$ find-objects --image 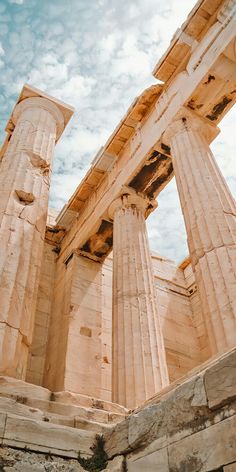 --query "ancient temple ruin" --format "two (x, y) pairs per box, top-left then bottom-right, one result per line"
(0, 0), (236, 470)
